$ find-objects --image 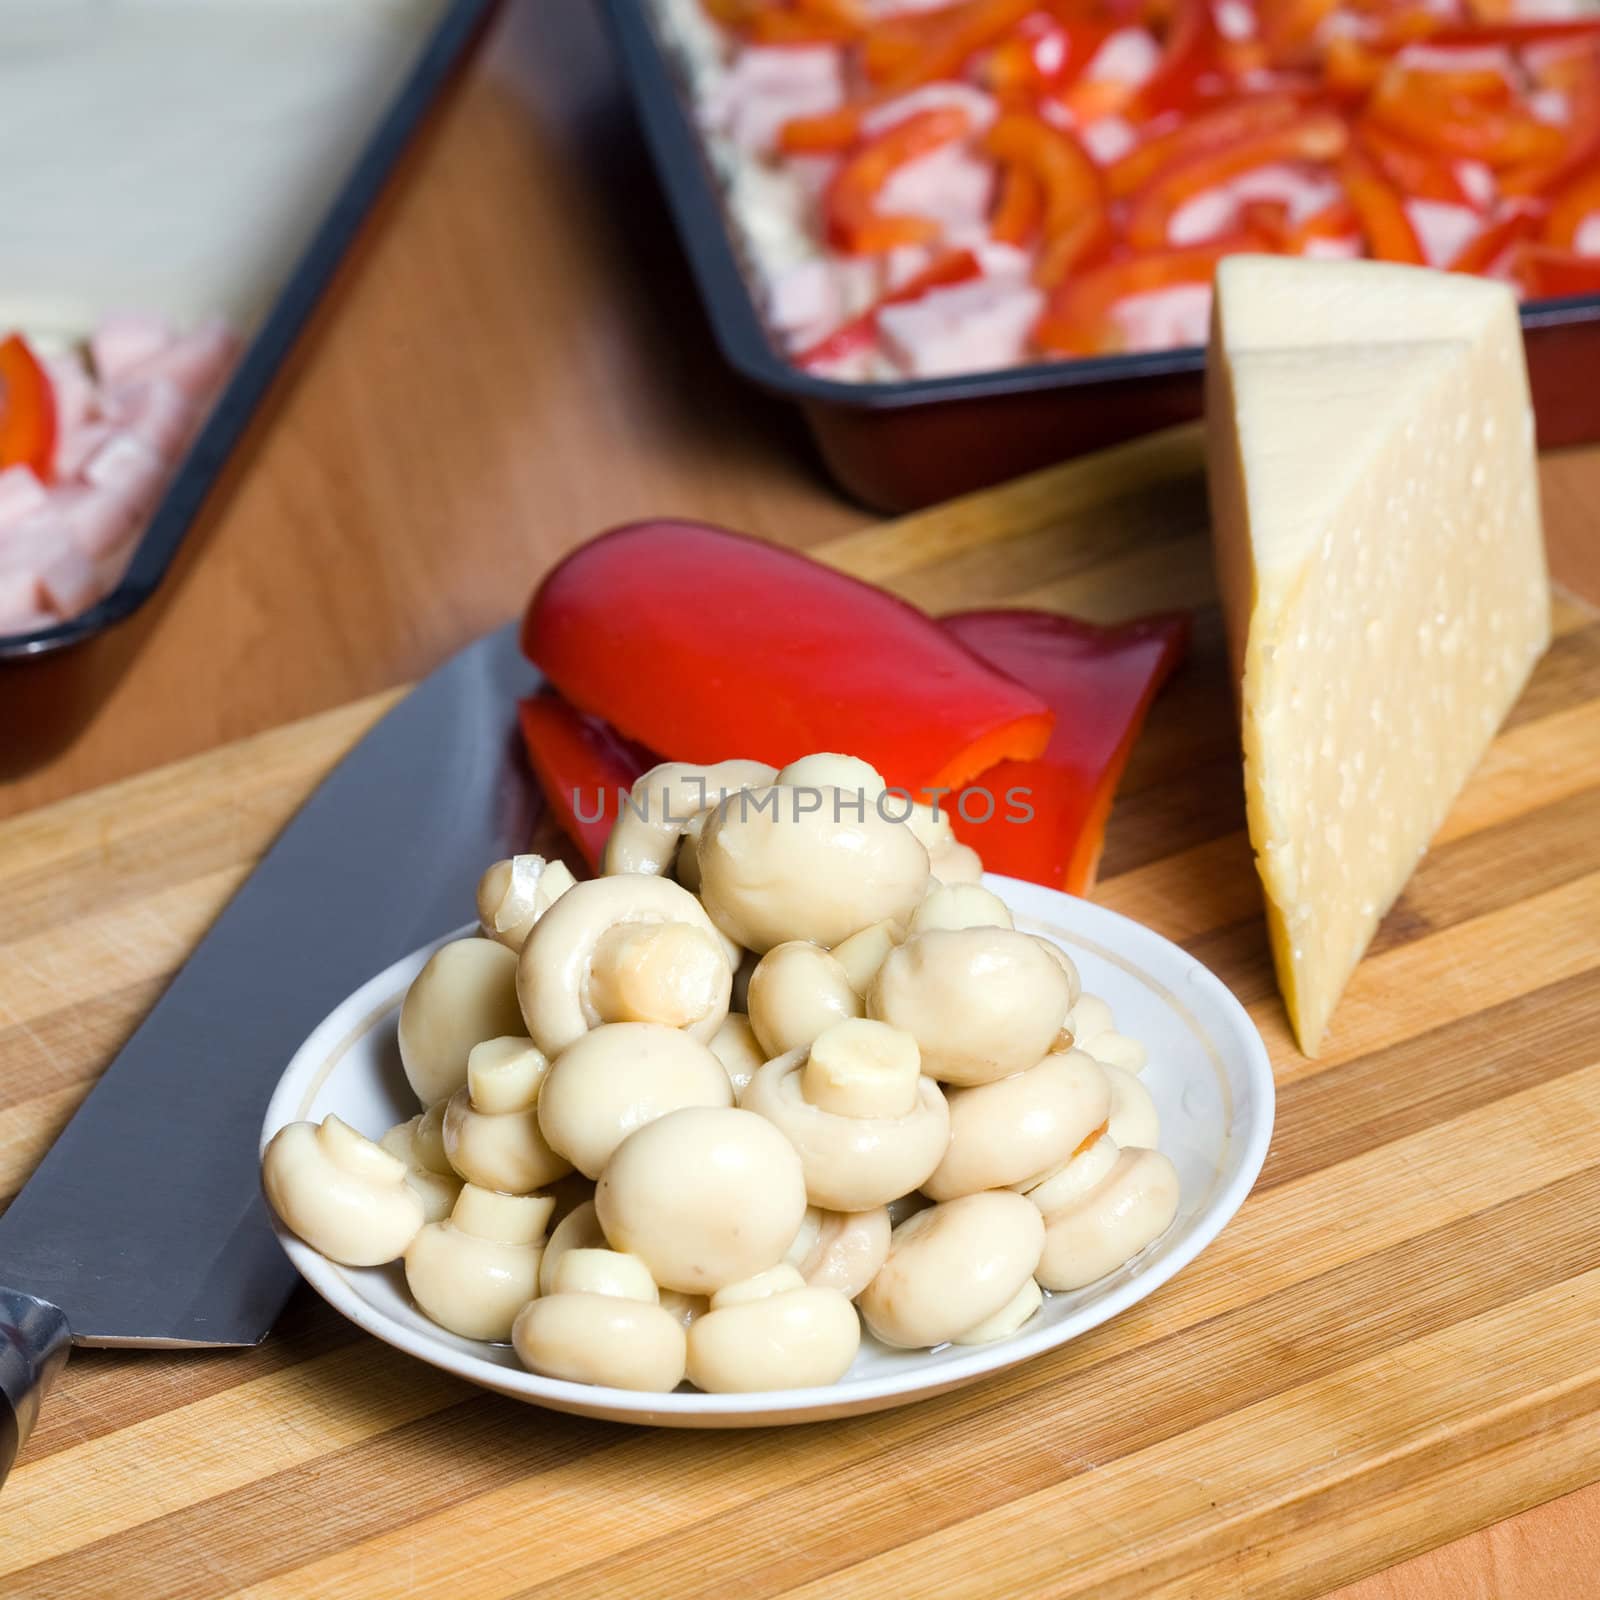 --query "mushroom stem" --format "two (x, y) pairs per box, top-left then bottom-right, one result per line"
(465, 1037), (550, 1114)
(319, 1114), (407, 1184)
(452, 1186), (554, 1246)
(587, 921), (728, 1029)
(802, 1019), (921, 1119)
(709, 1264), (806, 1309)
